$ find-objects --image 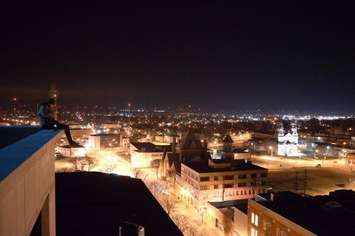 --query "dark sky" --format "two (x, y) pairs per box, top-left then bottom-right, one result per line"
(1, 1), (355, 113)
